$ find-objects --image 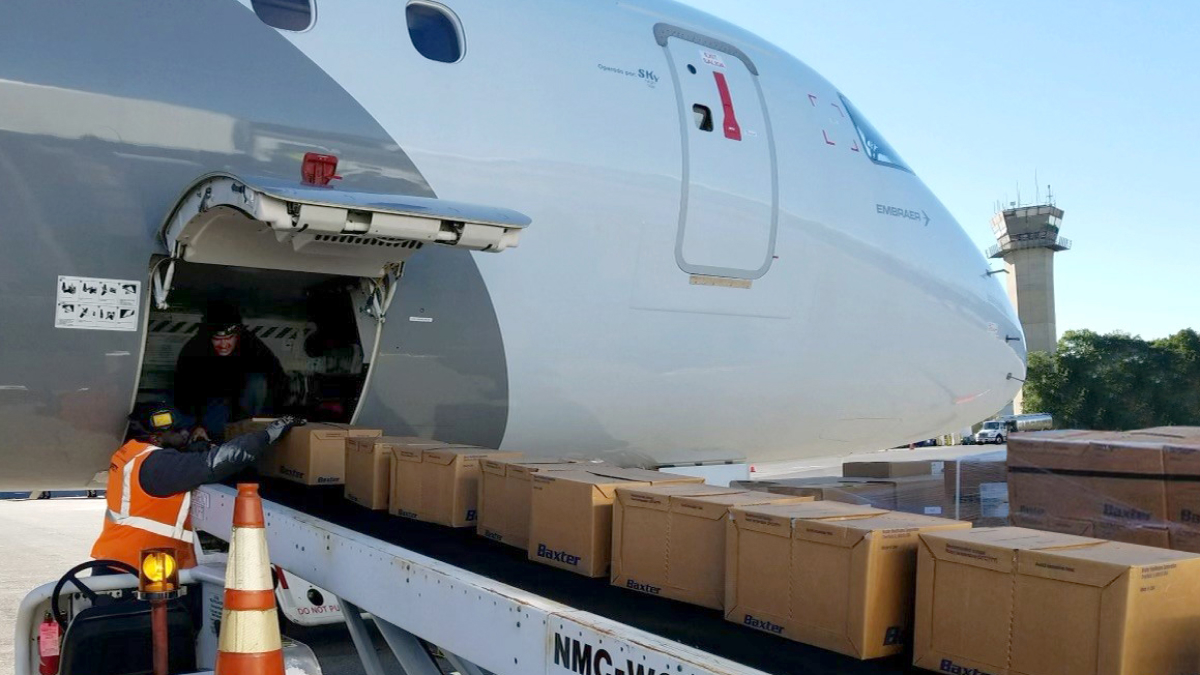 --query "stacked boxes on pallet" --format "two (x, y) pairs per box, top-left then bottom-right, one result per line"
(915, 526), (1200, 675)
(1007, 428), (1200, 550)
